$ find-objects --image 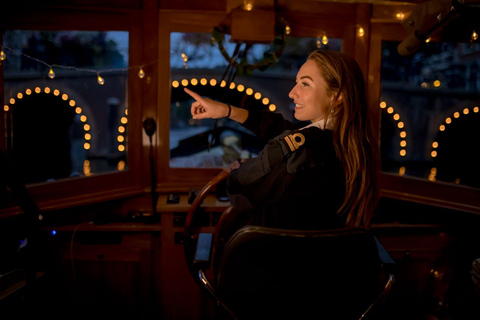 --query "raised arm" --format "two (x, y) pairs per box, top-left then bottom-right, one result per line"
(184, 88), (249, 124)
